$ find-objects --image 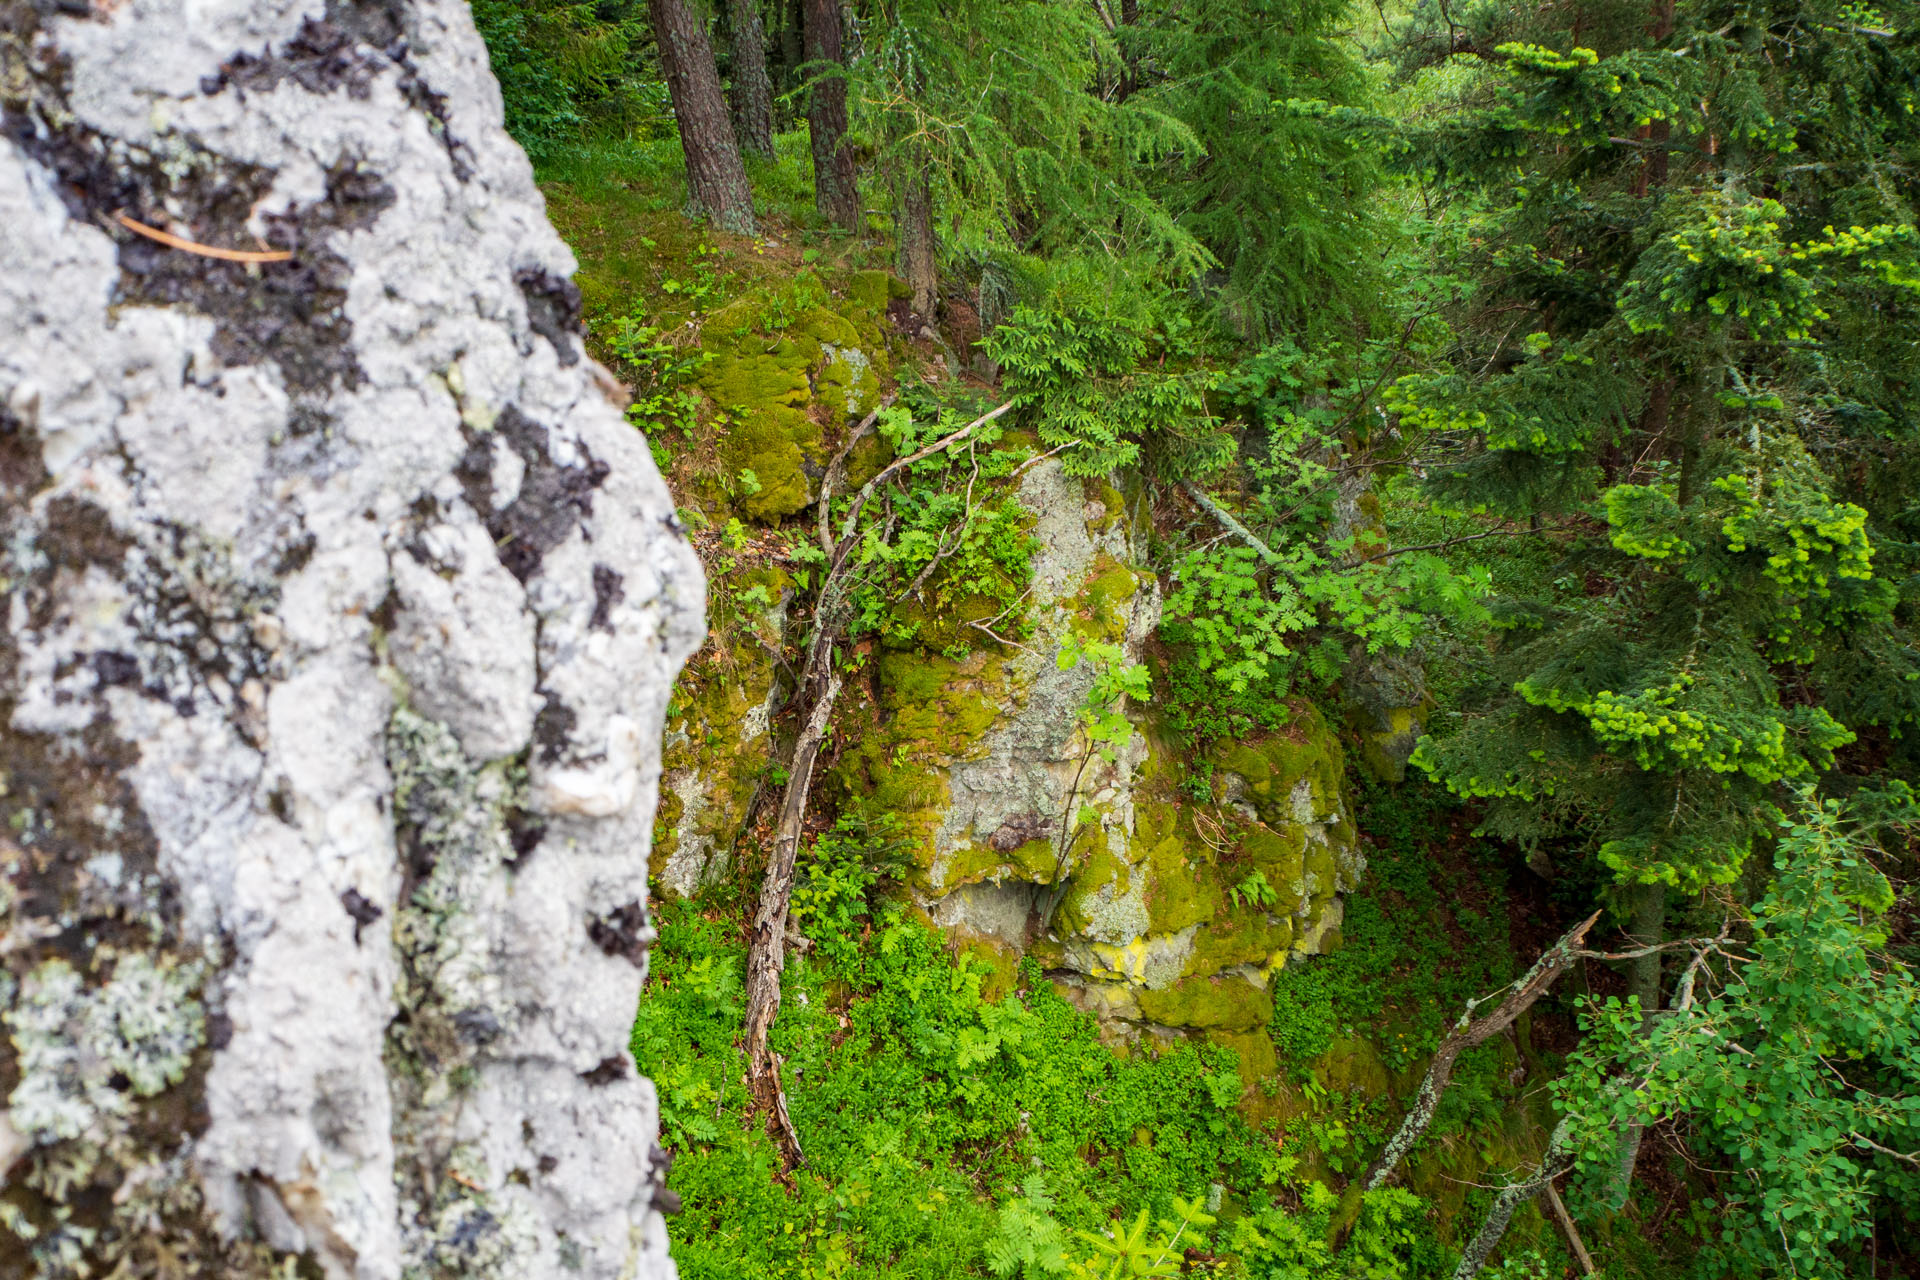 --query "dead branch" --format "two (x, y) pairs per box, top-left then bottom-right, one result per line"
(1365, 911), (1602, 1191)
